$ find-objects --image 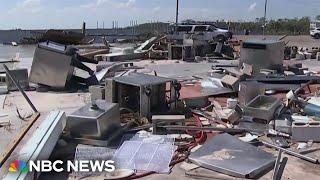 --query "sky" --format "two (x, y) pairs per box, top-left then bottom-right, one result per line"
(0, 0), (319, 29)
